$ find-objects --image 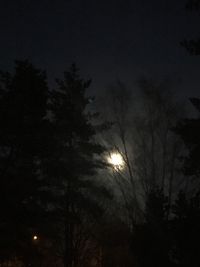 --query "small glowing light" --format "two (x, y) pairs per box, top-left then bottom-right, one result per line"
(108, 152), (124, 170)
(33, 235), (38, 241)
